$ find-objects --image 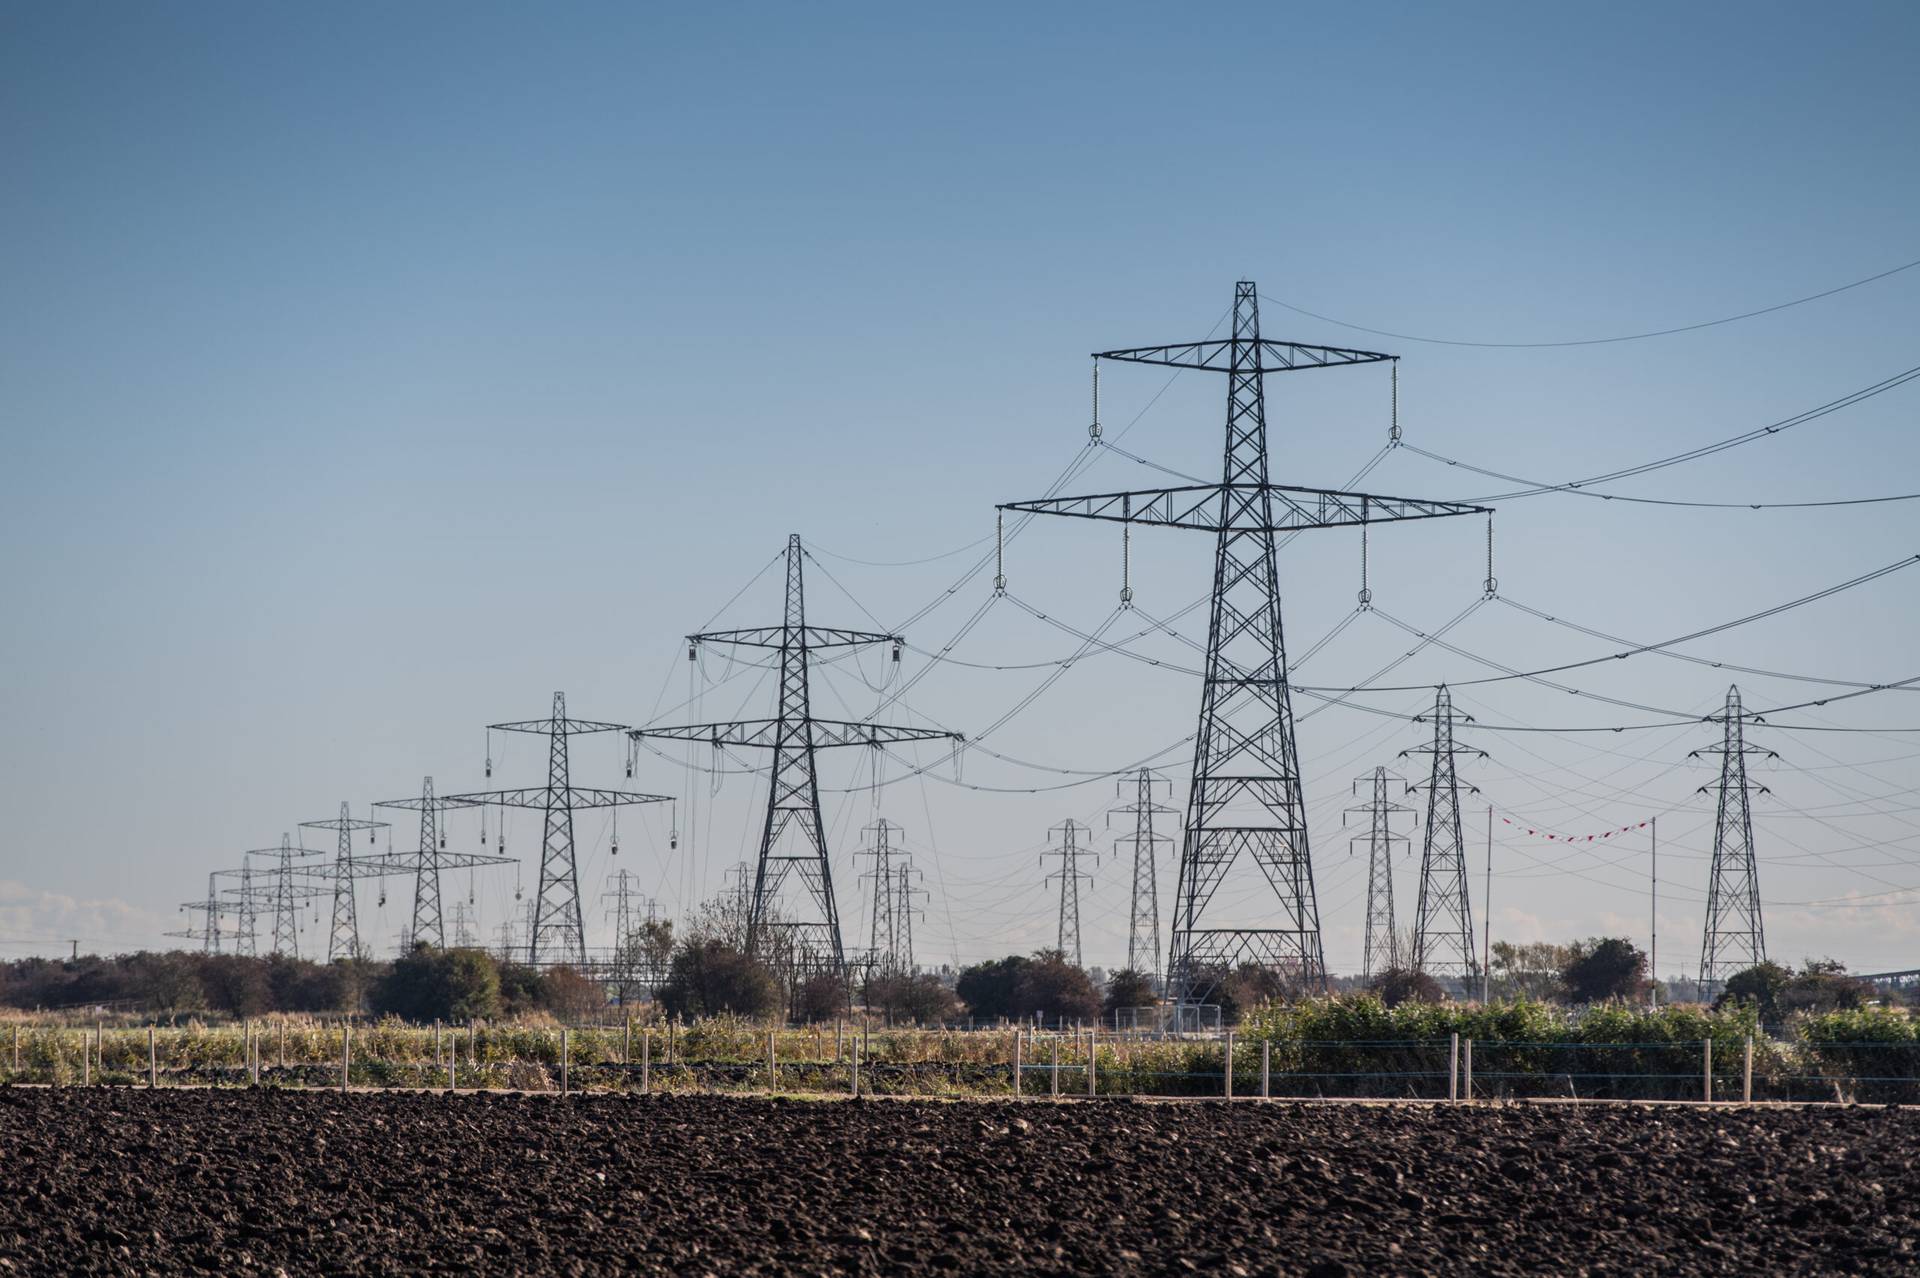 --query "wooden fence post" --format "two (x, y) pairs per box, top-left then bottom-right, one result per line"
(1087, 1030), (1096, 1098)
(1464, 1039), (1473, 1102)
(1012, 1031), (1023, 1098)
(1050, 1035), (1059, 1098)
(1225, 1031), (1235, 1101)
(560, 1028), (570, 1095)
(623, 1013), (632, 1069)
(1703, 1038), (1713, 1105)
(279, 1019), (287, 1070)
(1448, 1033), (1459, 1103)
(642, 1027), (651, 1095)
(149, 1026), (157, 1089)
(767, 1030), (777, 1093)
(850, 1035), (861, 1098)
(1743, 1035), (1754, 1104)
(1261, 1040), (1271, 1100)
